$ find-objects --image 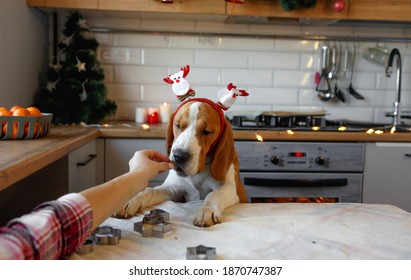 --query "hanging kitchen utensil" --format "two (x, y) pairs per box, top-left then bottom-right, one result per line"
(335, 82), (345, 102)
(328, 44), (338, 80)
(348, 45), (365, 100)
(316, 44), (332, 102)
